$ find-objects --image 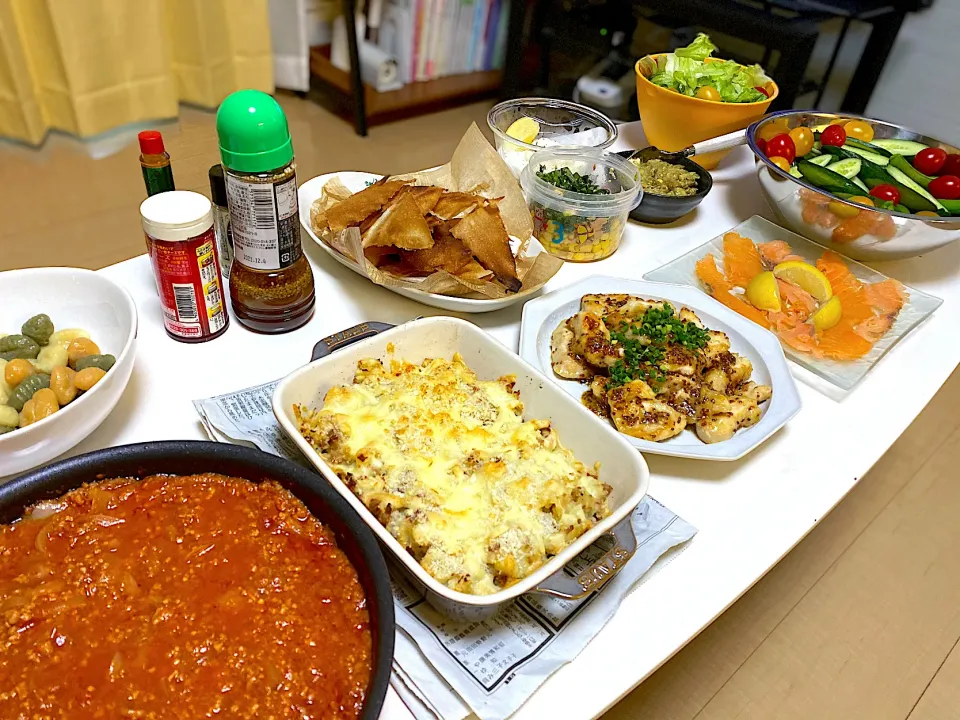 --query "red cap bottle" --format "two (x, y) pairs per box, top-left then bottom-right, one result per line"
(138, 130), (175, 196)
